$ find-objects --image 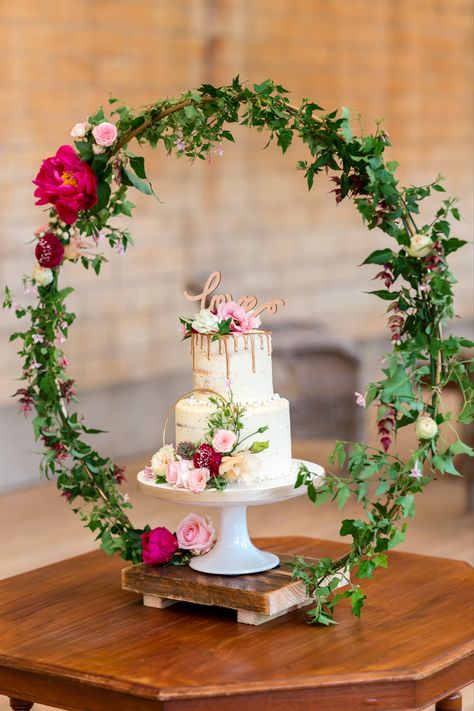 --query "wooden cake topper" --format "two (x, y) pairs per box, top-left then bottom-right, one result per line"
(184, 271), (285, 318)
